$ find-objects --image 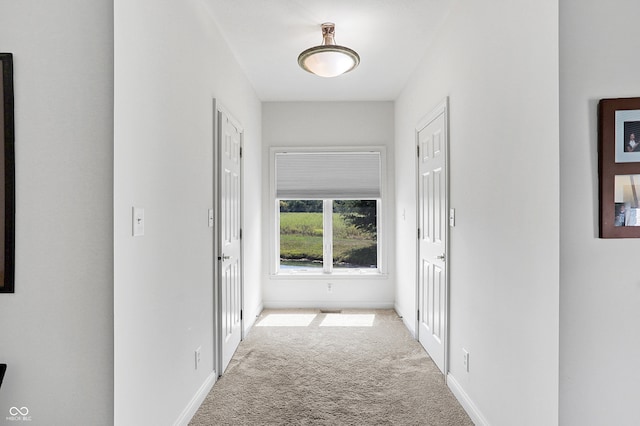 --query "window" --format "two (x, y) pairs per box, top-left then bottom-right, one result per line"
(278, 199), (378, 273)
(332, 200), (377, 271)
(272, 149), (384, 275)
(279, 200), (324, 272)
